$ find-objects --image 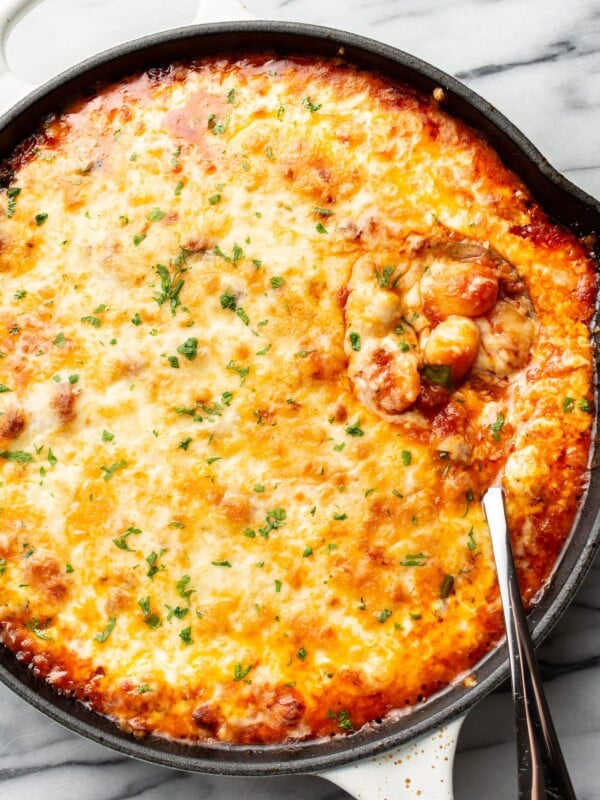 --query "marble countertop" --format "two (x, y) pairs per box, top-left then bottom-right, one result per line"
(1, 1), (599, 798)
